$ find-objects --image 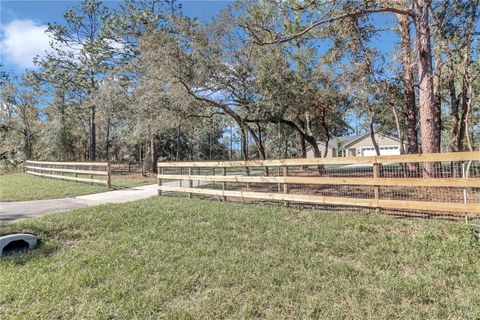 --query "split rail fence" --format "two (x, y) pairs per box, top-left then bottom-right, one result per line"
(26, 160), (111, 188)
(158, 151), (480, 217)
